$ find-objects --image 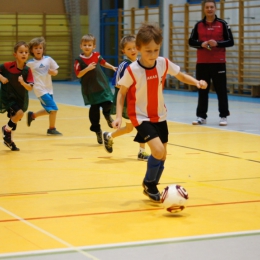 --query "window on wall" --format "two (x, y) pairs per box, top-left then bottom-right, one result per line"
(101, 0), (123, 10)
(187, 0), (220, 4)
(139, 0), (159, 8)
